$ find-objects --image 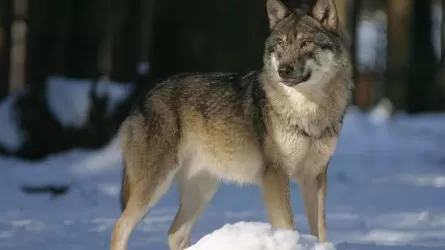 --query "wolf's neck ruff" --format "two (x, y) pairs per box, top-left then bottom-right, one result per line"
(244, 65), (350, 142)
(257, 67), (350, 139)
